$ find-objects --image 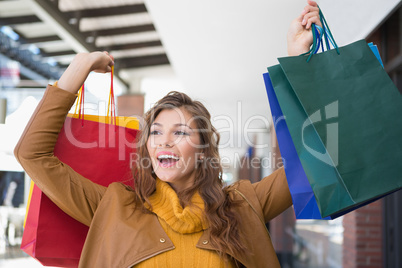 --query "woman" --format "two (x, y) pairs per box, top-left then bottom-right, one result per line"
(15, 1), (321, 267)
